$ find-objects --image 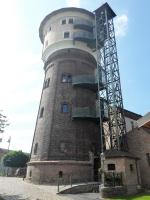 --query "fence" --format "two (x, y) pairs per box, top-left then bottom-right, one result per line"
(104, 172), (123, 187)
